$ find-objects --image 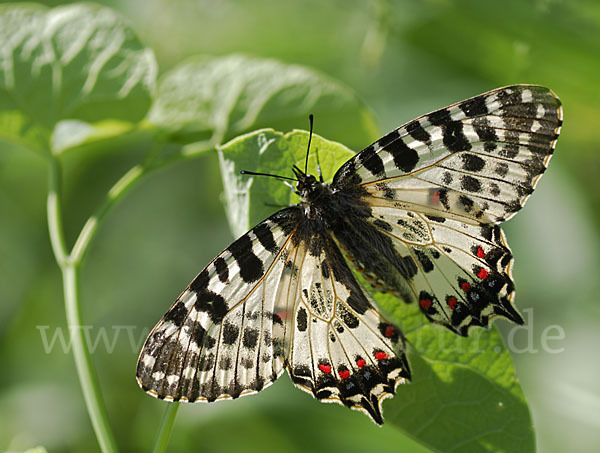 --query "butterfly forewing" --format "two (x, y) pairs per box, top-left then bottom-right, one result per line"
(137, 208), (300, 402)
(334, 85), (562, 224)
